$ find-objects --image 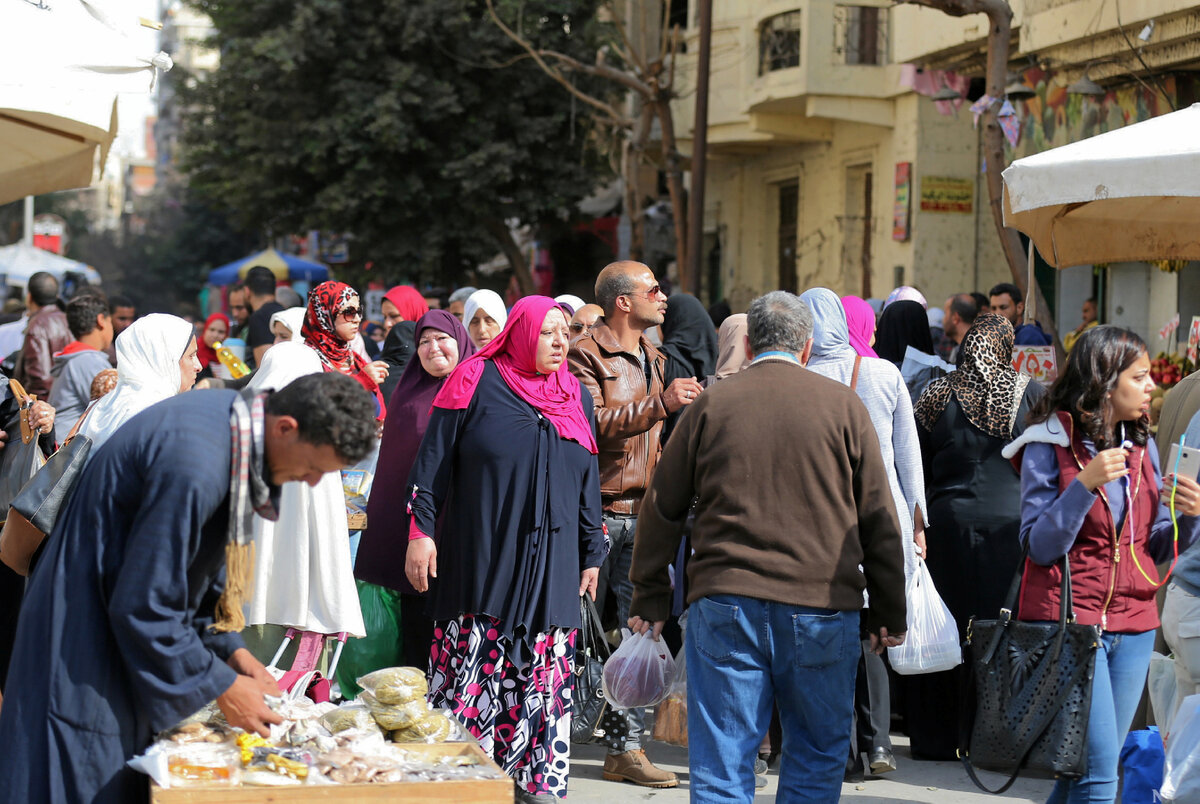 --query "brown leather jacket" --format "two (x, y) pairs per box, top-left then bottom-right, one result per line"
(15, 305), (71, 399)
(568, 322), (667, 514)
